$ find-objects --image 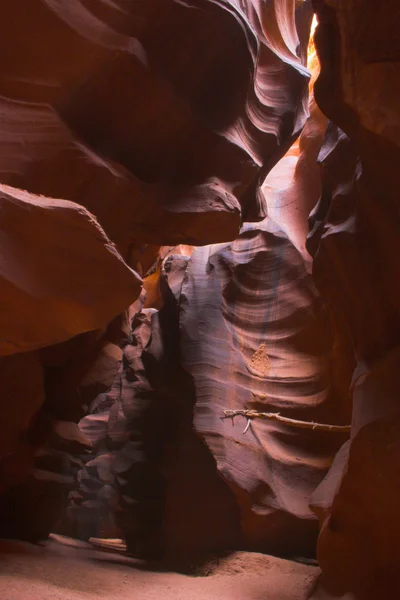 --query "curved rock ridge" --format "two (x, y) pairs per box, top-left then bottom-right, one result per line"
(0, 0), (313, 242)
(307, 1), (400, 596)
(0, 96), (241, 253)
(4, 1), (399, 593)
(67, 251), (241, 563)
(179, 218), (349, 556)
(307, 121), (400, 598)
(313, 0), (400, 151)
(262, 19), (327, 263)
(226, 0), (312, 157)
(0, 184), (141, 356)
(311, 348), (400, 600)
